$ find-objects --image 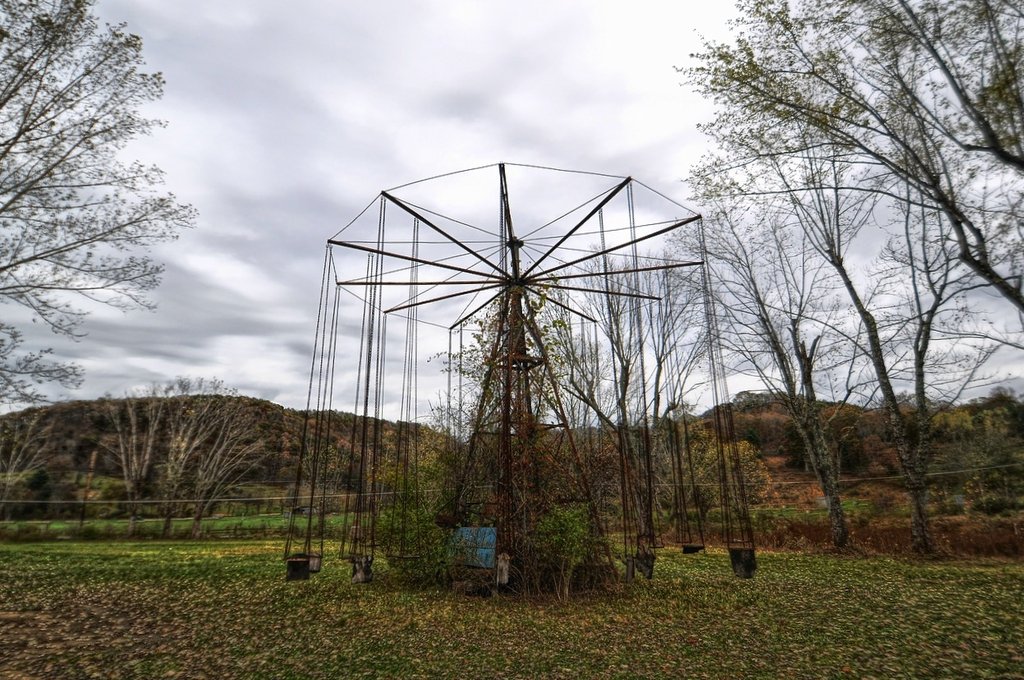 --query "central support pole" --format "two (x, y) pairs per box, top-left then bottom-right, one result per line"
(495, 163), (537, 583)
